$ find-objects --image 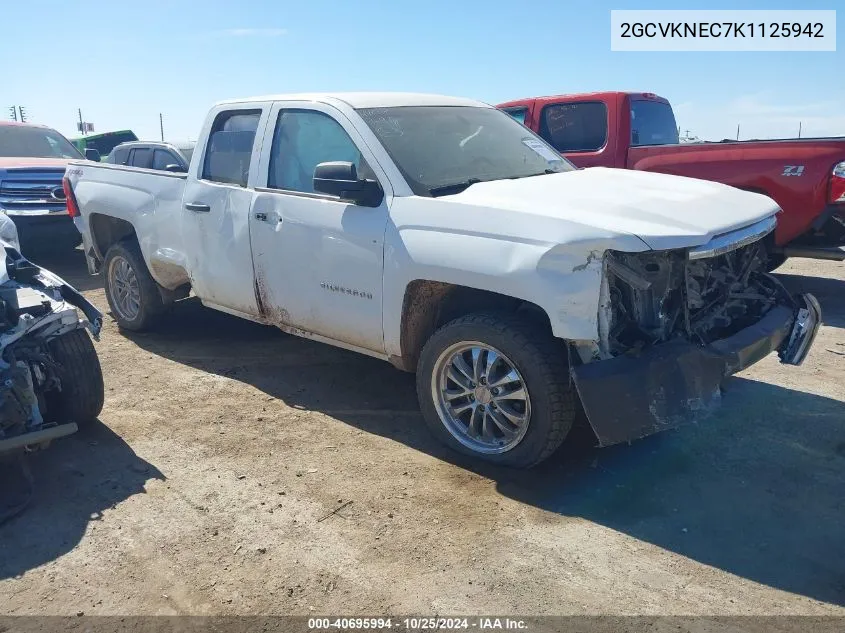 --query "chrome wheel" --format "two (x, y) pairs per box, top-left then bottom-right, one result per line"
(432, 341), (531, 454)
(108, 255), (141, 322)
